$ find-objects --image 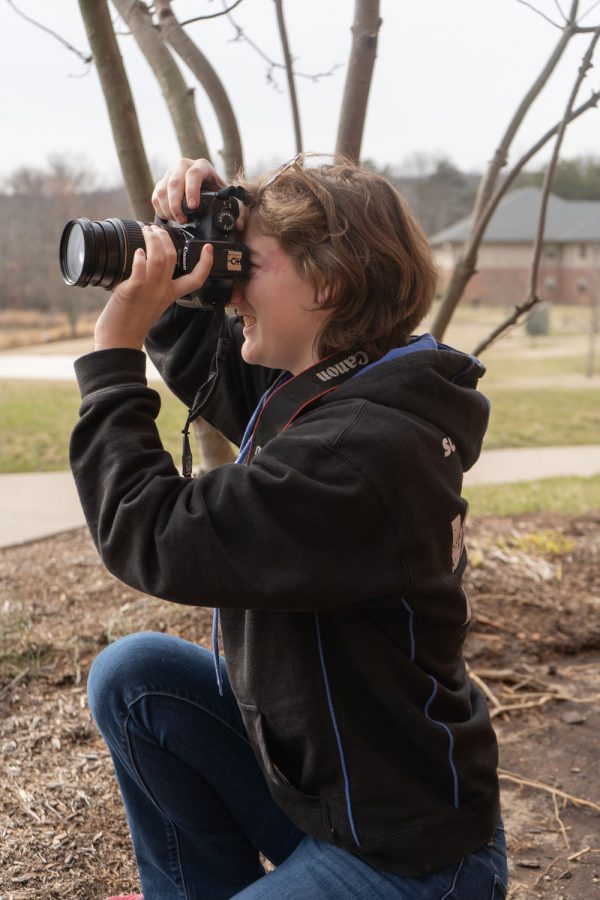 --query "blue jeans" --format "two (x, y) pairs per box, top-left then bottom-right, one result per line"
(88, 632), (508, 899)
